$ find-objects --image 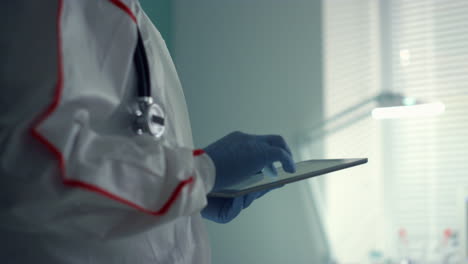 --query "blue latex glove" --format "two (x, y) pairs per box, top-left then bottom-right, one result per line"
(201, 188), (274, 224)
(202, 131), (295, 223)
(204, 131), (296, 192)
